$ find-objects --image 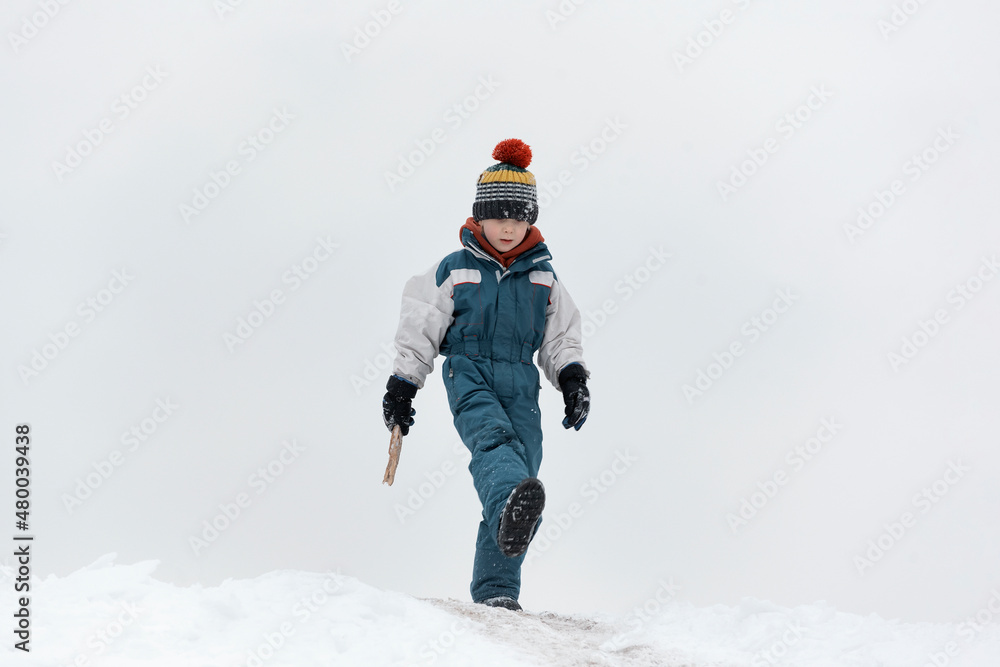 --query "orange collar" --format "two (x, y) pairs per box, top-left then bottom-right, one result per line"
(460, 217), (544, 268)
